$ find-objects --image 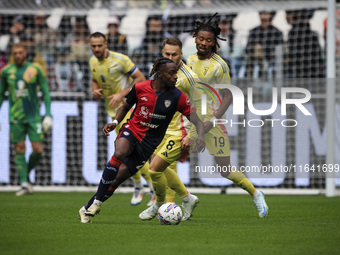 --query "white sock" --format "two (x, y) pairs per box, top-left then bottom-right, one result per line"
(21, 182), (28, 188)
(181, 194), (190, 203)
(134, 180), (143, 189)
(253, 189), (261, 198)
(94, 199), (102, 205)
(147, 181), (154, 192)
